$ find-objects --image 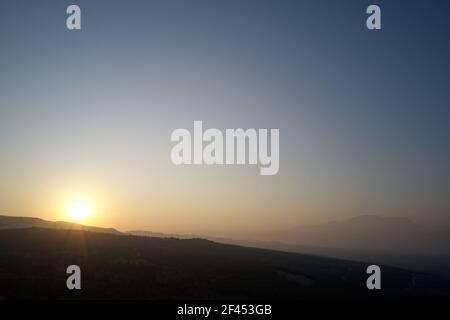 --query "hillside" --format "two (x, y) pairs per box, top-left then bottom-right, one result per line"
(0, 214), (121, 235)
(0, 227), (449, 300)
